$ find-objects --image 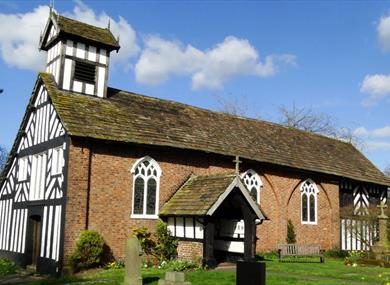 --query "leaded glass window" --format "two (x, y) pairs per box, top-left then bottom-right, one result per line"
(131, 157), (161, 218)
(300, 179), (319, 224)
(241, 169), (263, 204)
